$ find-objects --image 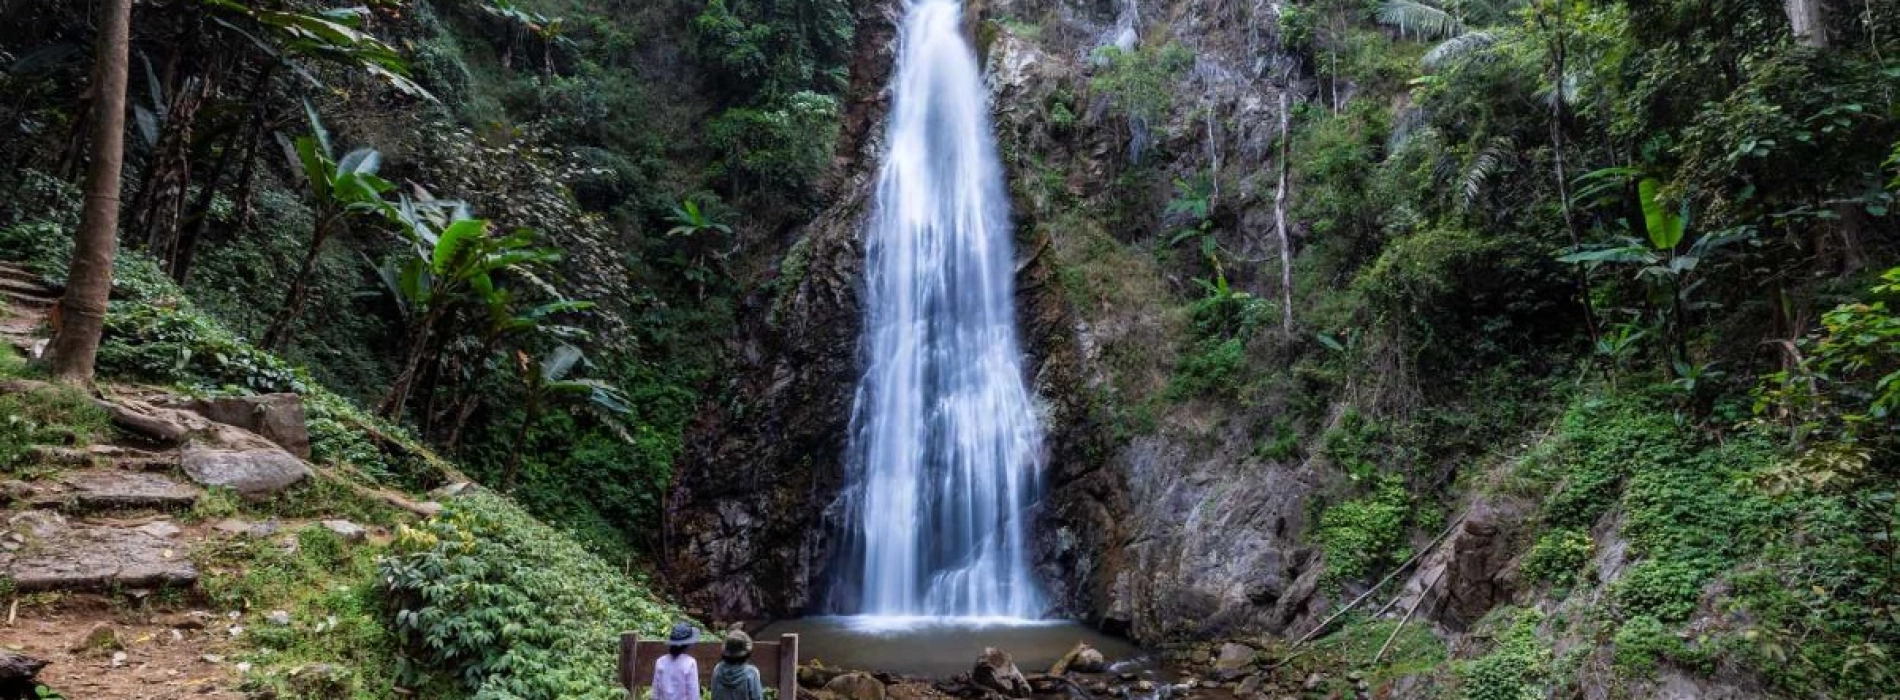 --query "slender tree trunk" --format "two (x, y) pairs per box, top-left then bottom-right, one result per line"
(1546, 8), (1599, 343)
(260, 217), (337, 350)
(444, 394), (484, 451)
(502, 392), (538, 492)
(47, 0), (134, 384)
(378, 306), (446, 418)
(174, 64), (274, 285)
(132, 73), (213, 272)
(1274, 81), (1296, 336)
